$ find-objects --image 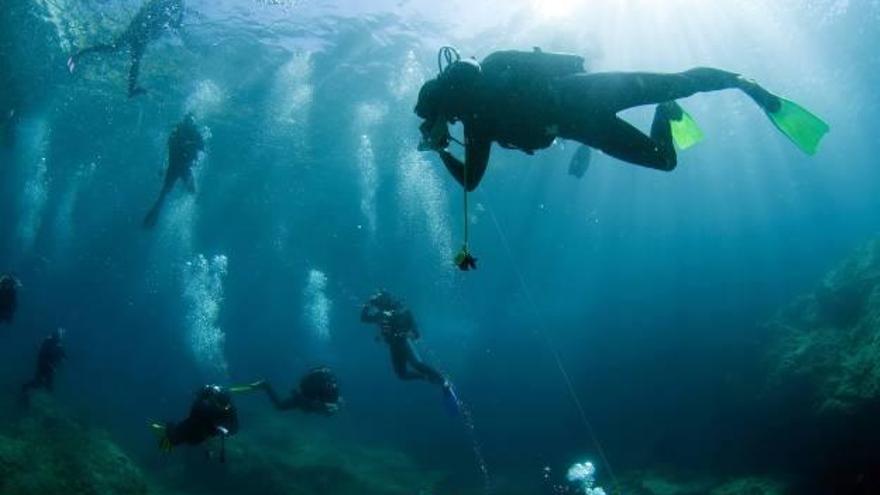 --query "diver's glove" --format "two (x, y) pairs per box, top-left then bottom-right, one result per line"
(418, 119), (451, 152)
(454, 247), (477, 271)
